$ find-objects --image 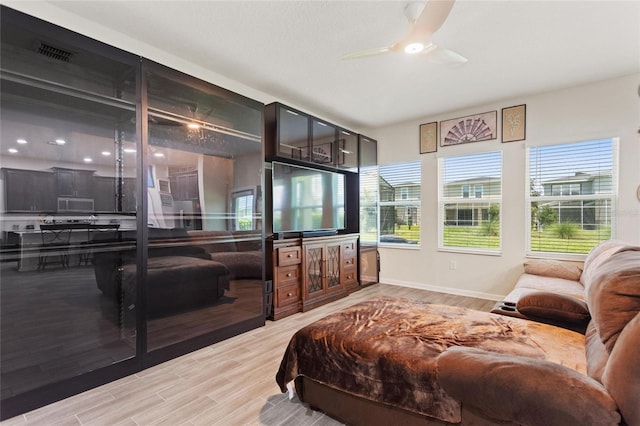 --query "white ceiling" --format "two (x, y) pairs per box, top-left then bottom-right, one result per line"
(38, 1), (640, 130)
